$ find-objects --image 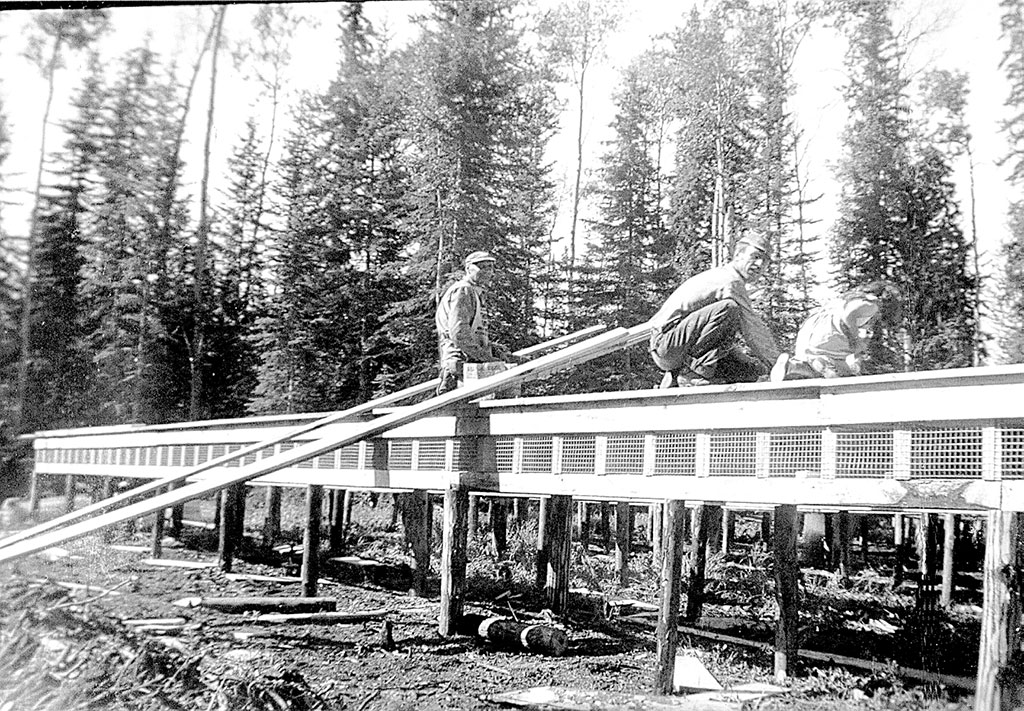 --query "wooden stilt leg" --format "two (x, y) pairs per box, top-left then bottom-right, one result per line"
(329, 489), (346, 552)
(721, 508), (732, 554)
(685, 505), (715, 622)
(99, 478), (114, 543)
(301, 484), (323, 597)
(941, 513), (956, 607)
(774, 504), (800, 682)
(536, 496), (549, 589)
(231, 483), (246, 543)
(263, 486), (281, 548)
(976, 511), (1024, 710)
(439, 481), (469, 636)
(27, 471), (40, 514)
(400, 490), (432, 597)
(652, 502), (664, 564)
(654, 499), (687, 695)
(601, 502), (612, 552)
(836, 510), (851, 584)
(63, 474), (75, 515)
(150, 486), (165, 558)
(860, 514), (870, 566)
(545, 494), (573, 614)
(894, 513), (905, 586)
(168, 482), (183, 539)
(218, 488), (234, 573)
(615, 501), (631, 585)
(491, 498), (508, 558)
